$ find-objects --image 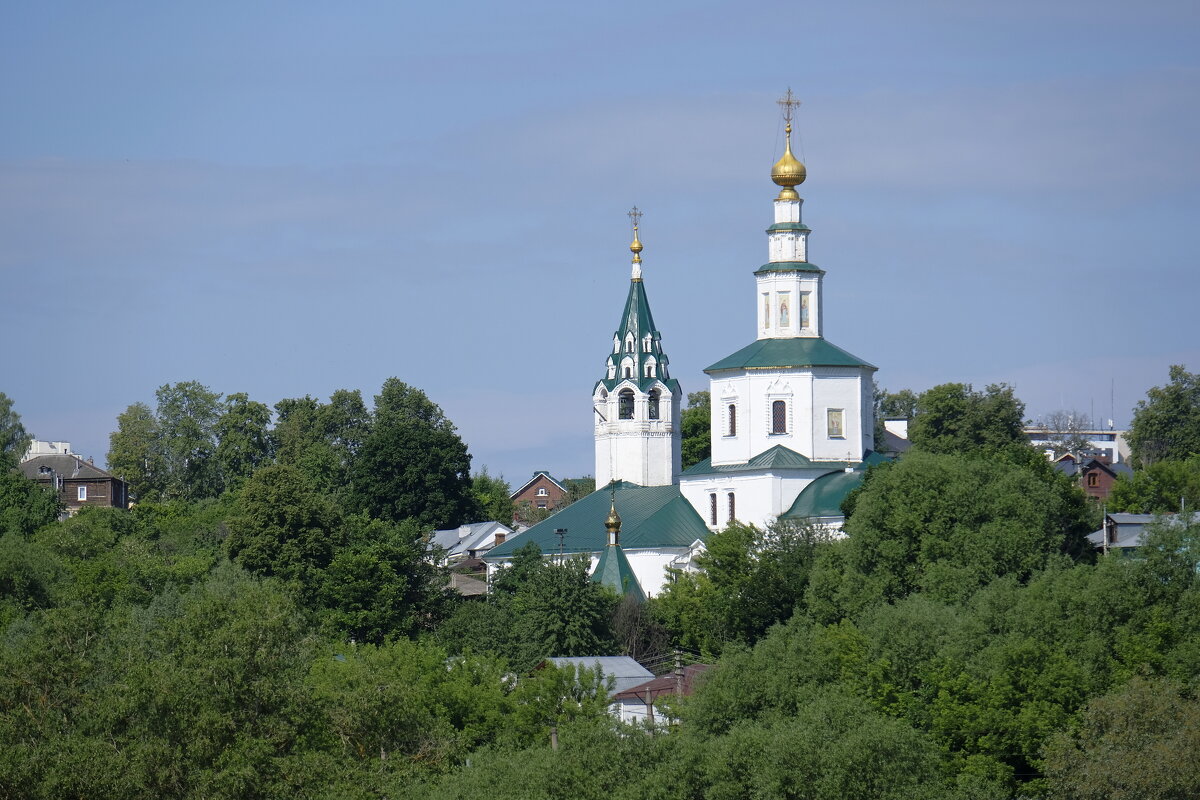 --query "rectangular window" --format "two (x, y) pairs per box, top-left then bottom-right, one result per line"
(728, 404), (737, 436)
(727, 493), (735, 523)
(709, 493), (717, 526)
(77, 485), (87, 501)
(827, 409), (845, 438)
(772, 400), (787, 434)
(1087, 473), (1099, 487)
